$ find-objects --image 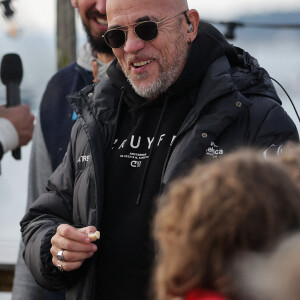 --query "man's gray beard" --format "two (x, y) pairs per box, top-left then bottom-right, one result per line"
(126, 35), (189, 100)
(126, 73), (168, 100)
